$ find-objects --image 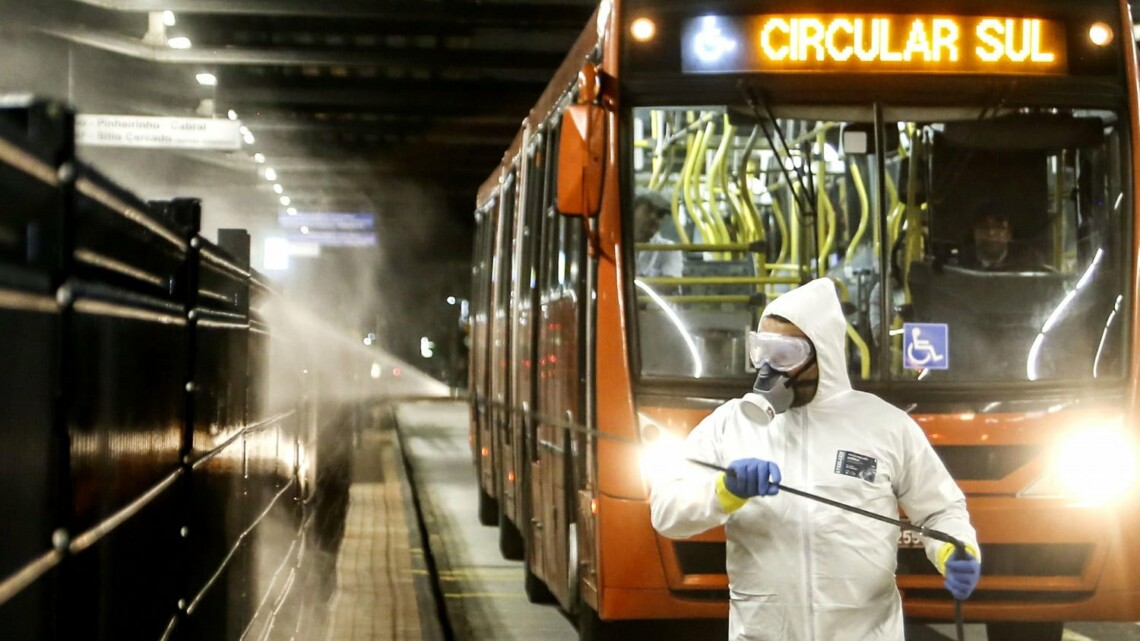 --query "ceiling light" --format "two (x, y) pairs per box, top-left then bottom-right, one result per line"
(286, 207), (297, 215)
(195, 73), (217, 86)
(273, 184), (283, 194)
(280, 196), (291, 206)
(264, 168), (277, 181)
(242, 133), (255, 145)
(300, 225), (309, 234)
(253, 153), (265, 164)
(227, 109), (238, 121)
(168, 36), (192, 49)
(162, 10), (176, 26)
